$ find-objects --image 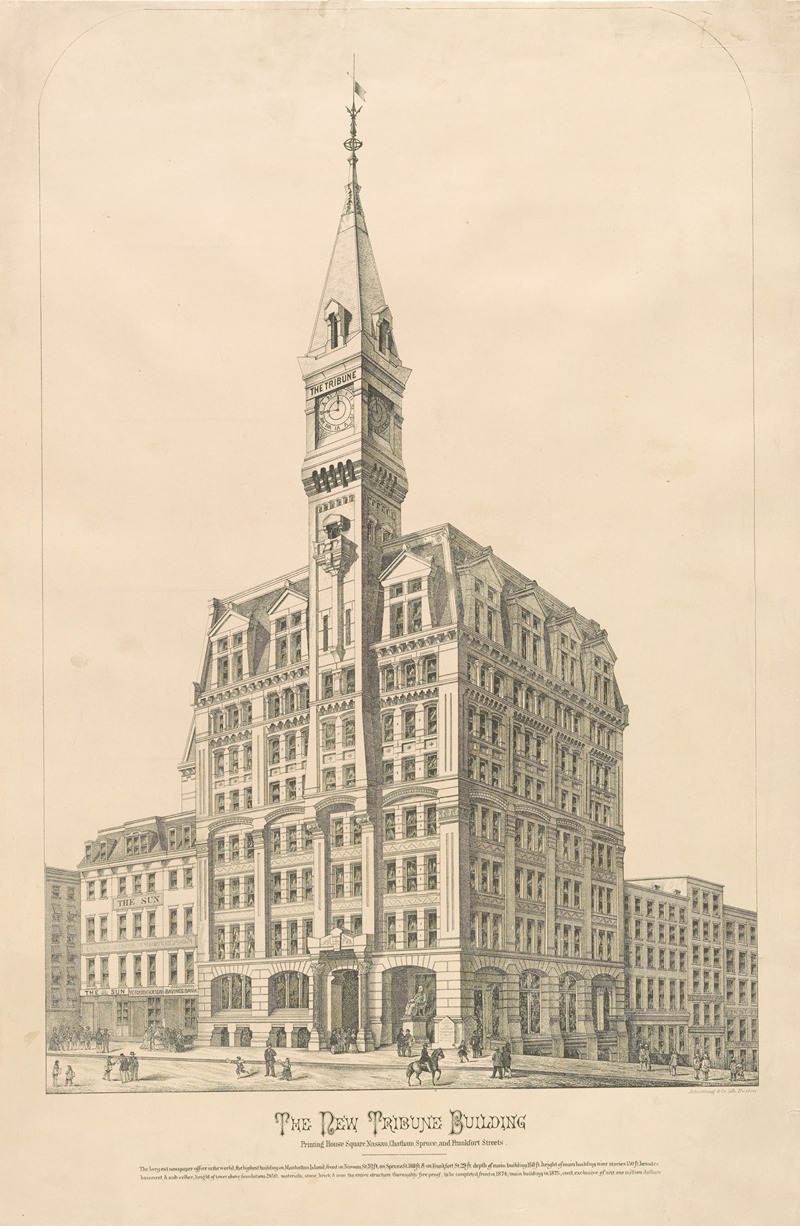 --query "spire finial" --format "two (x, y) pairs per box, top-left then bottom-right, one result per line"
(343, 58), (365, 216)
